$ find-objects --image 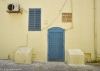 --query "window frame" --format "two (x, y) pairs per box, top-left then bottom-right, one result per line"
(28, 8), (41, 31)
